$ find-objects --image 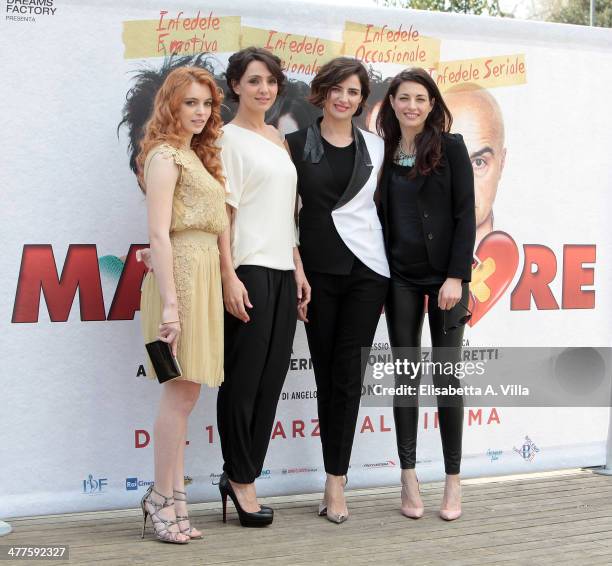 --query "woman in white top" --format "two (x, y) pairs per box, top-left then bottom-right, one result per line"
(216, 47), (311, 528)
